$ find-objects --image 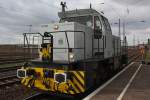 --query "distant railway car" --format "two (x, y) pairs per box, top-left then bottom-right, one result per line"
(17, 2), (127, 96)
